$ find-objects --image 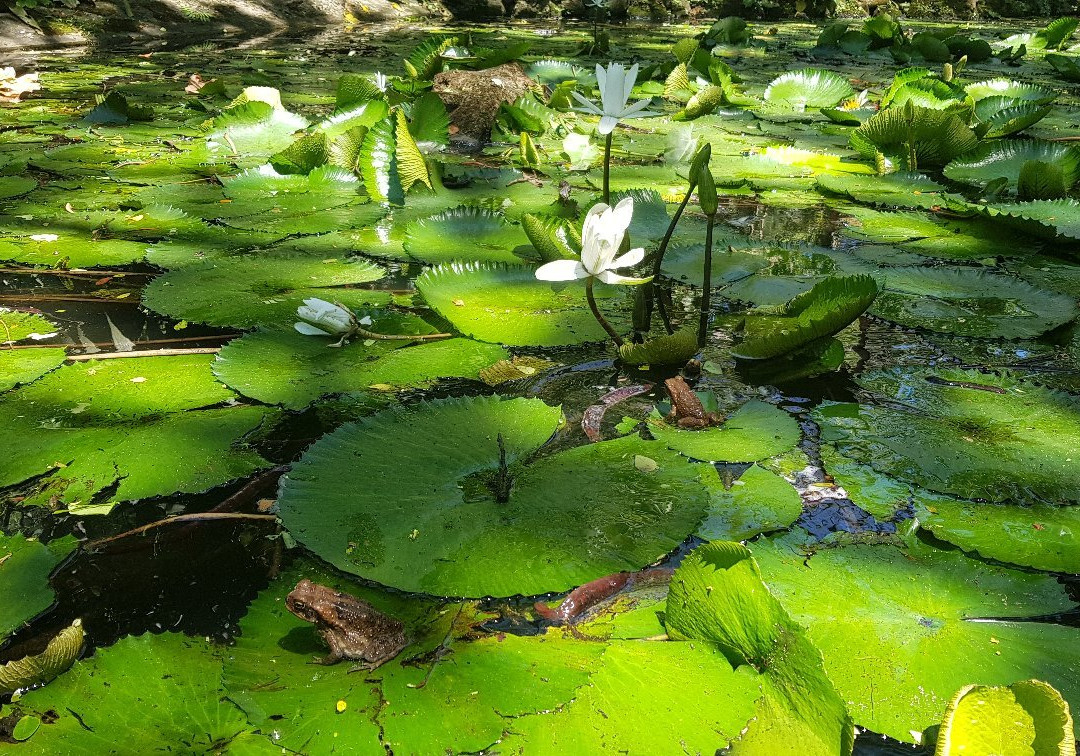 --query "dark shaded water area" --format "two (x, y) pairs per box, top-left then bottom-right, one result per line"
(3, 16), (1080, 752)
